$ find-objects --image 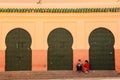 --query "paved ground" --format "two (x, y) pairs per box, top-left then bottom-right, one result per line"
(12, 78), (120, 80)
(0, 70), (120, 80)
(49, 78), (120, 80)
